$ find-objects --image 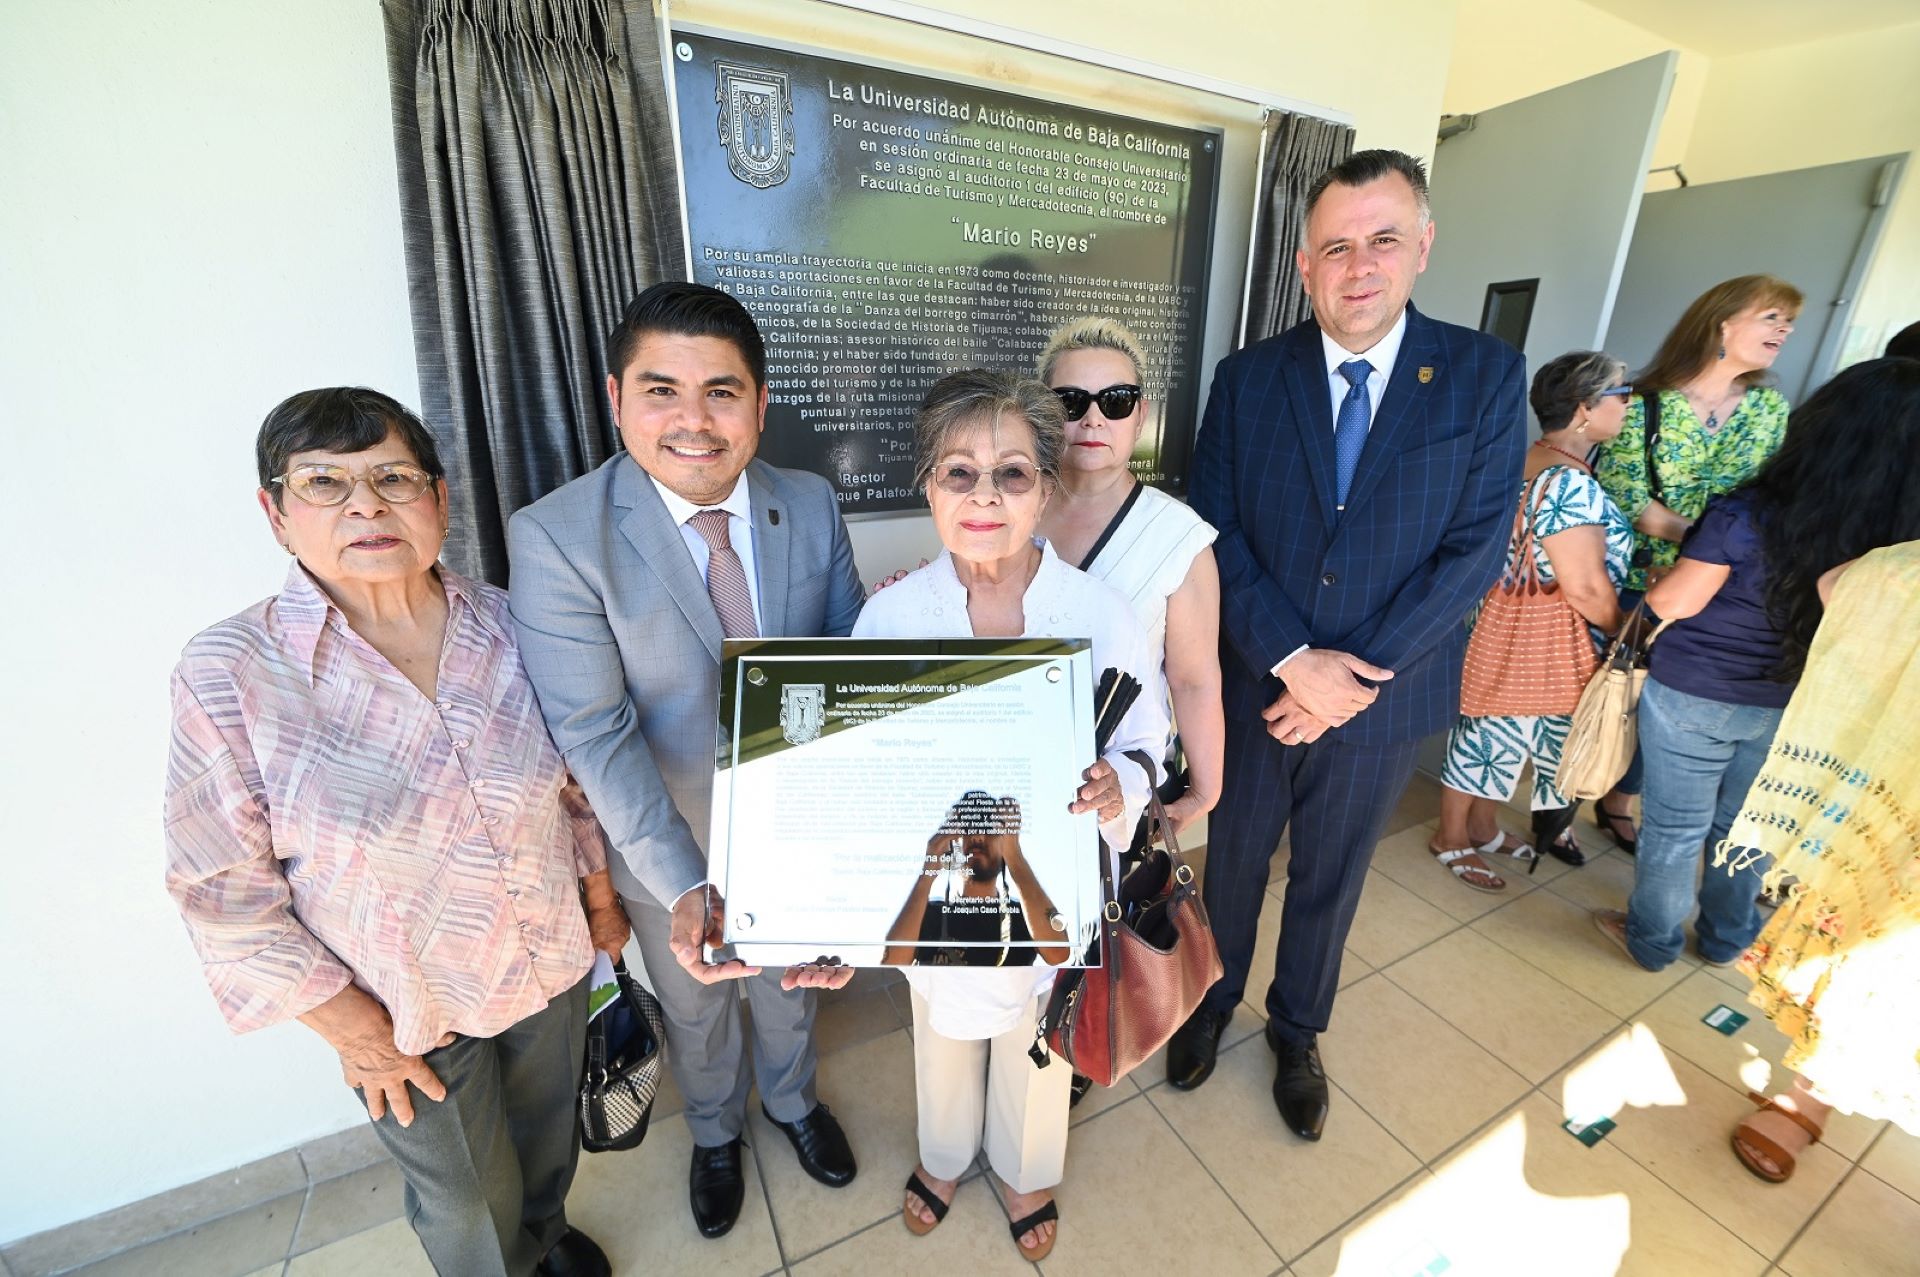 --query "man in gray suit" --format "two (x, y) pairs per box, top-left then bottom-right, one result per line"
(508, 283), (863, 1240)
